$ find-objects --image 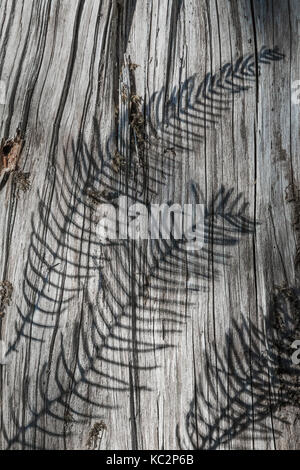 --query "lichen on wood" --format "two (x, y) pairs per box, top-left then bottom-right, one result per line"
(0, 281), (13, 318)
